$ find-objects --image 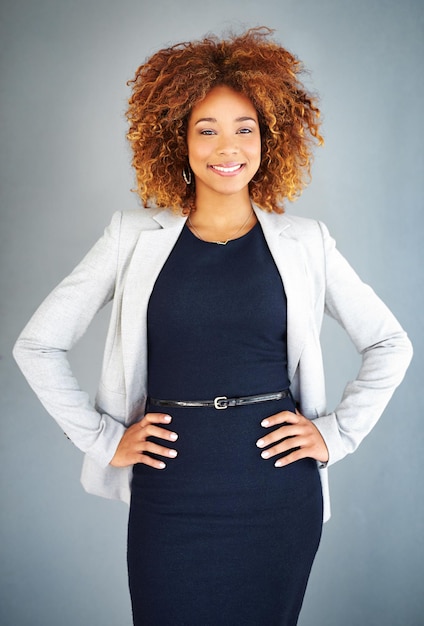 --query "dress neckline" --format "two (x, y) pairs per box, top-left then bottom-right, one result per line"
(184, 220), (259, 246)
